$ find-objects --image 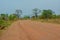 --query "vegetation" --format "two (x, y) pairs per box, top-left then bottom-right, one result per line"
(0, 8), (60, 36)
(31, 8), (60, 24)
(0, 20), (10, 30)
(23, 16), (30, 20)
(41, 9), (54, 19)
(0, 8), (60, 30)
(33, 8), (41, 19)
(0, 10), (22, 30)
(15, 9), (22, 19)
(8, 14), (17, 21)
